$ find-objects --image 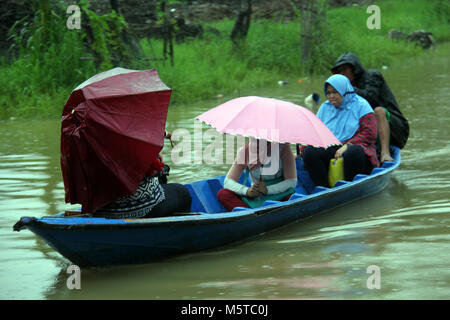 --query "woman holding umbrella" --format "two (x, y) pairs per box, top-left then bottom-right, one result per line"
(61, 67), (191, 217)
(300, 74), (380, 187)
(217, 139), (297, 212)
(196, 95), (342, 212)
(93, 151), (192, 219)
